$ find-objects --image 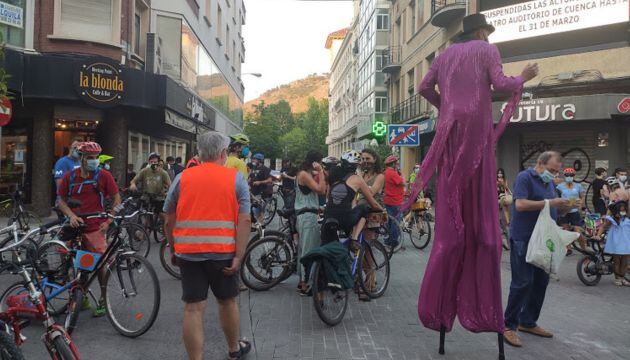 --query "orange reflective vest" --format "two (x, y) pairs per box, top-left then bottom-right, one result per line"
(173, 163), (239, 254)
